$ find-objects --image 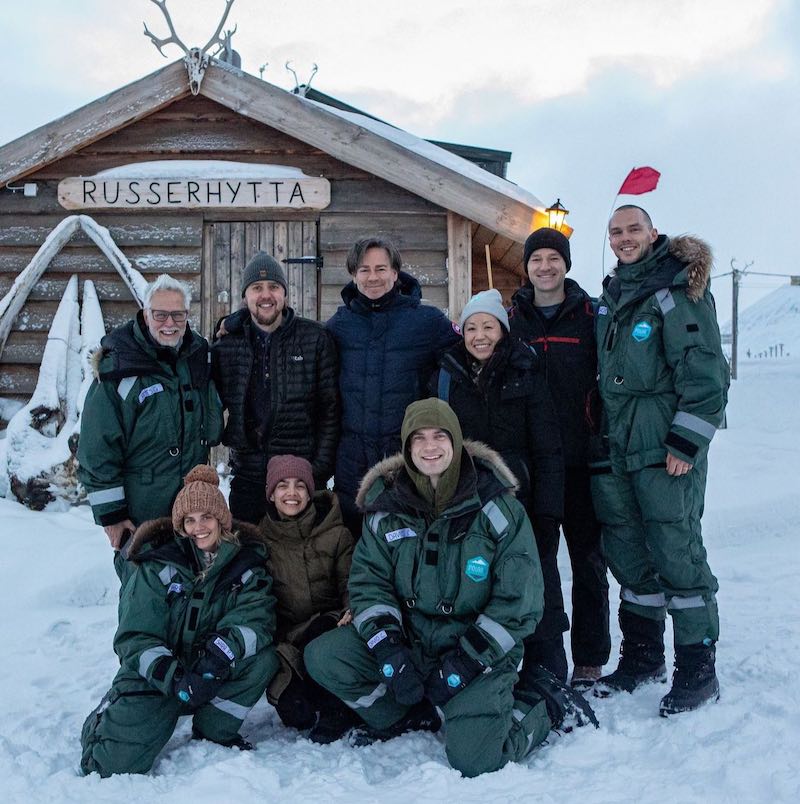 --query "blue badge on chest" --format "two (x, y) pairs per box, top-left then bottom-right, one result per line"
(631, 321), (653, 342)
(138, 383), (164, 403)
(465, 555), (489, 582)
(385, 527), (417, 543)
